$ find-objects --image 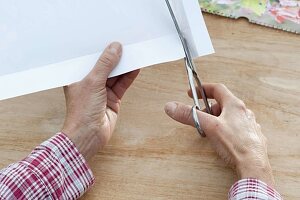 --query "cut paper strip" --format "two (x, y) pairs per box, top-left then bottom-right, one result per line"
(0, 0), (214, 100)
(199, 0), (300, 34)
